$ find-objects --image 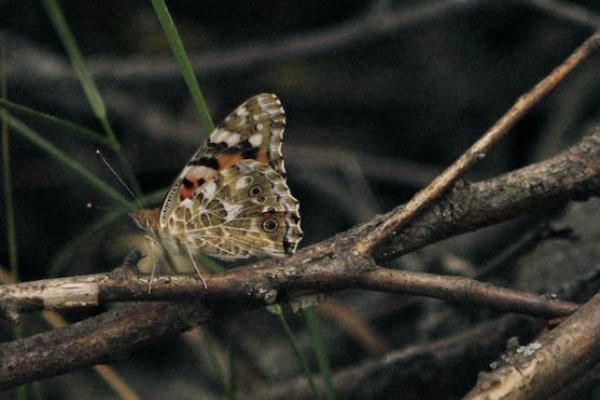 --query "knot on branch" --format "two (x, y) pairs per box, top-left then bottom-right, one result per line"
(0, 299), (21, 323)
(109, 249), (143, 278)
(437, 178), (473, 222)
(244, 282), (278, 304)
